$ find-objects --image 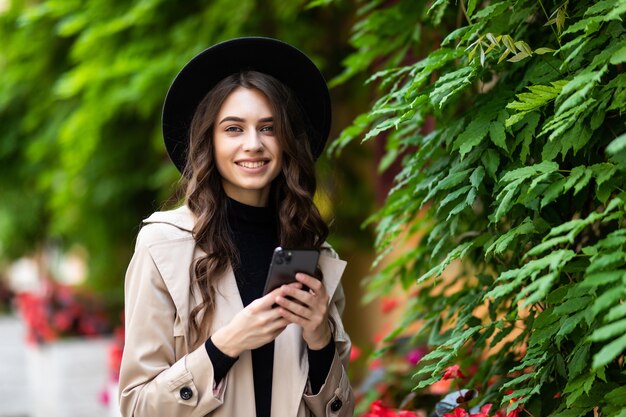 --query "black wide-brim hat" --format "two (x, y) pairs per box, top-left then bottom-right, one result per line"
(162, 37), (332, 173)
